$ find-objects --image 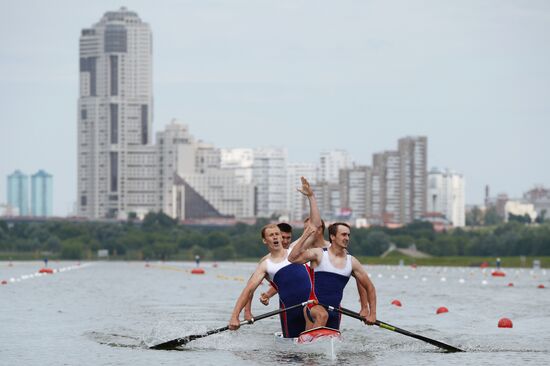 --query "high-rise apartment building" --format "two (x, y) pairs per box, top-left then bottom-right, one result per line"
(370, 136), (427, 225)
(31, 170), (53, 217)
(339, 165), (372, 220)
(7, 170), (29, 216)
(156, 120), (197, 216)
(399, 136), (428, 223)
(253, 148), (288, 218)
(371, 151), (401, 225)
(427, 168), (465, 227)
(319, 150), (352, 184)
(77, 8), (157, 219)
